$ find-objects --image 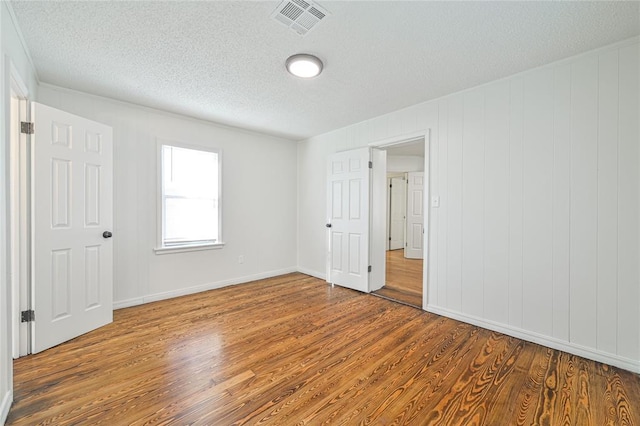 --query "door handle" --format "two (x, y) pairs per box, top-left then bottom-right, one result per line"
(326, 223), (332, 228)
(103, 231), (113, 239)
